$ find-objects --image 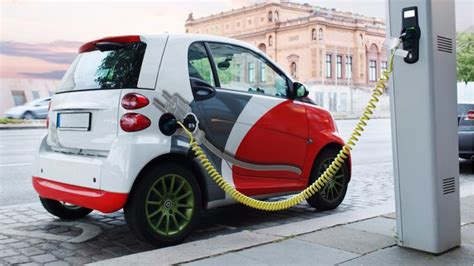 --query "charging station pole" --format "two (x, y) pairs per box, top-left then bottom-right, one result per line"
(387, 0), (461, 254)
